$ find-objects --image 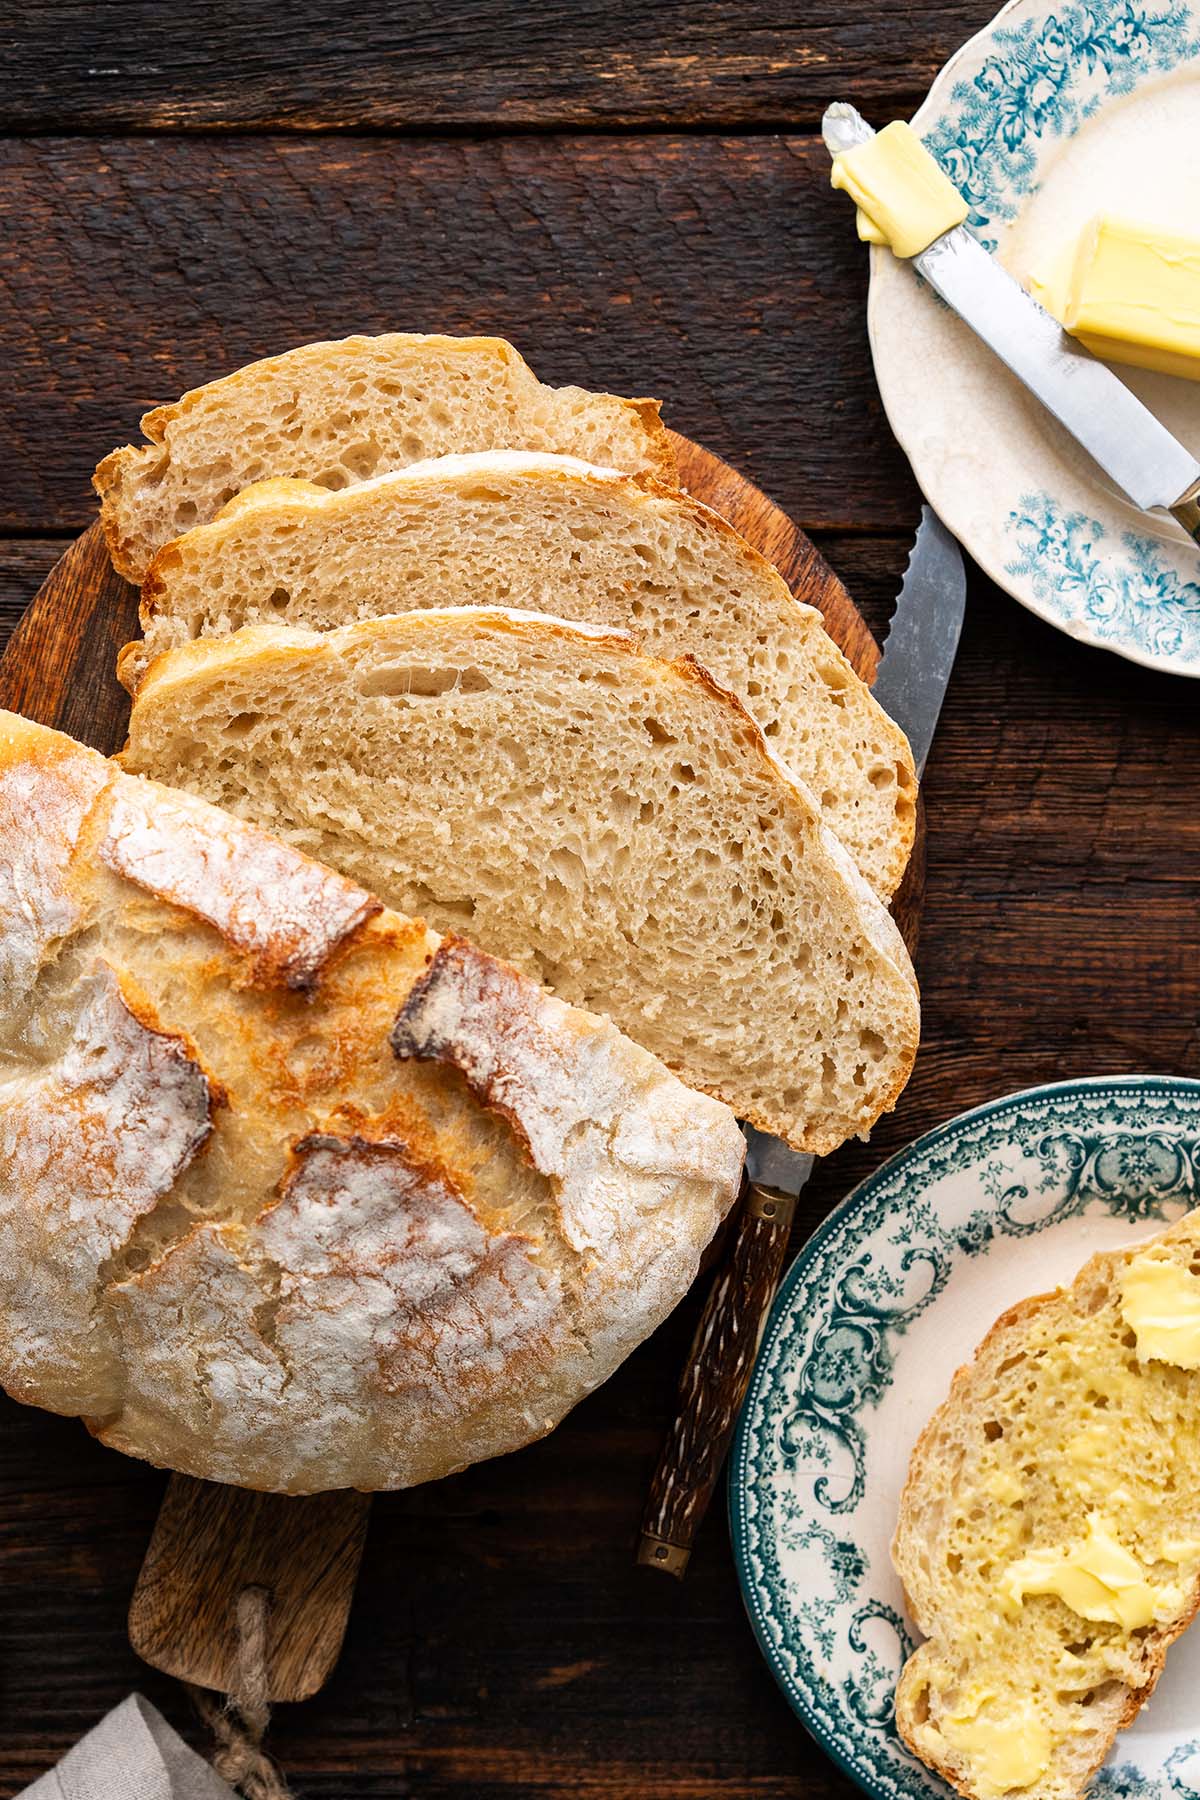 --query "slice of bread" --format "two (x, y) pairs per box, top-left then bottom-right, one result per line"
(125, 453), (917, 899)
(893, 1211), (1200, 1800)
(123, 609), (920, 1155)
(93, 335), (676, 582)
